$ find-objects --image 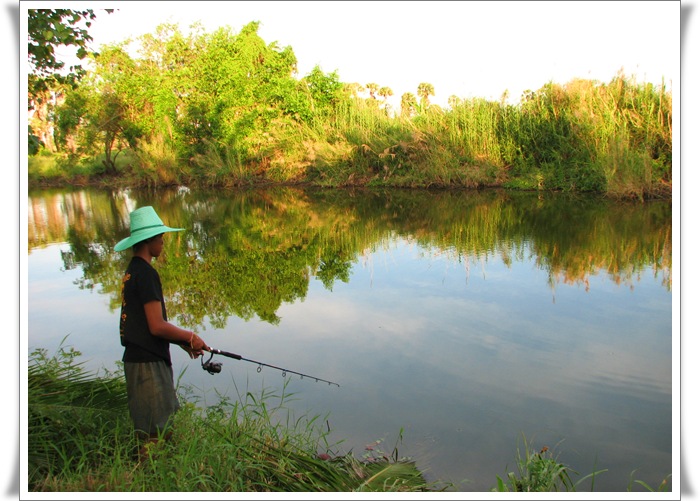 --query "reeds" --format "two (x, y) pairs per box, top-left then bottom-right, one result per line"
(132, 125), (183, 187)
(27, 339), (433, 492)
(493, 434), (607, 492)
(493, 434), (672, 493)
(28, 338), (131, 489)
(190, 138), (254, 187)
